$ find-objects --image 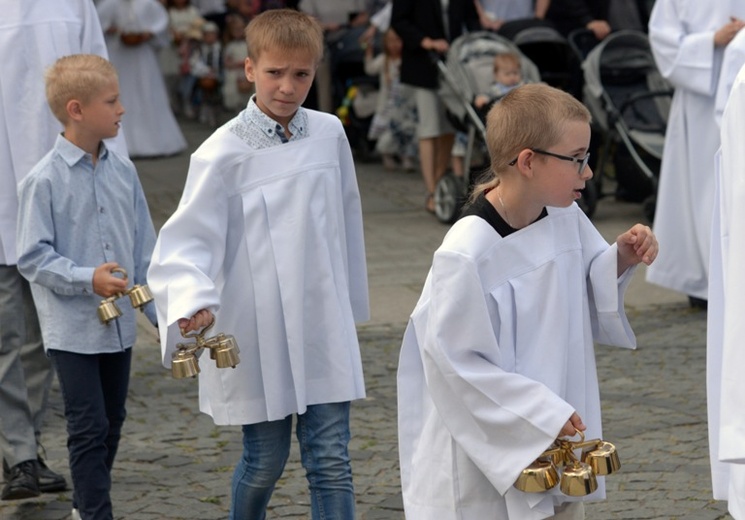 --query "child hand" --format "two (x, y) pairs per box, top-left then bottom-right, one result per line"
(92, 262), (128, 298)
(474, 94), (489, 109)
(616, 223), (658, 274)
(178, 308), (214, 333)
(559, 412), (586, 438)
